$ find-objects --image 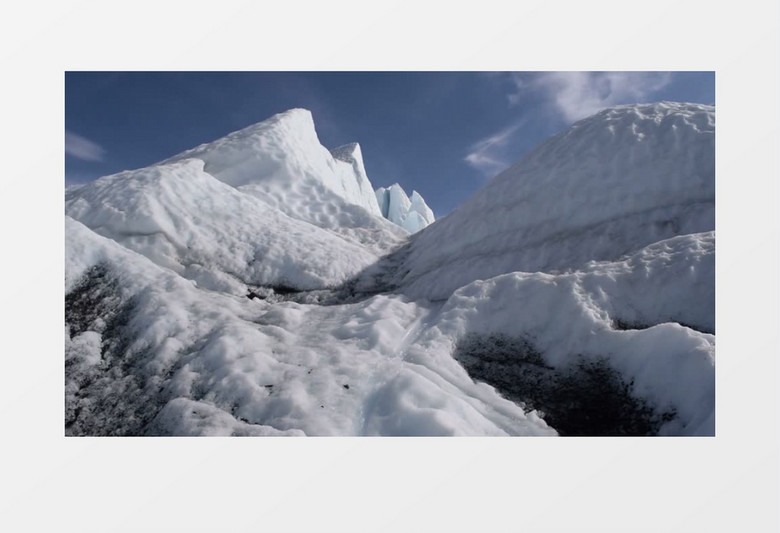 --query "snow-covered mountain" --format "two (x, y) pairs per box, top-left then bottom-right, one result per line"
(375, 183), (435, 233)
(65, 102), (714, 437)
(163, 109), (382, 218)
(66, 110), (406, 295)
(163, 109), (405, 255)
